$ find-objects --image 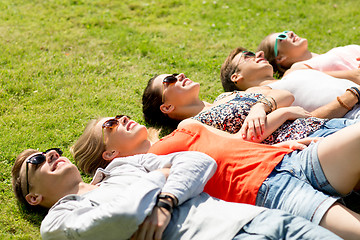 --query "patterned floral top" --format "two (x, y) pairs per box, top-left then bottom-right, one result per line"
(191, 91), (328, 144)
